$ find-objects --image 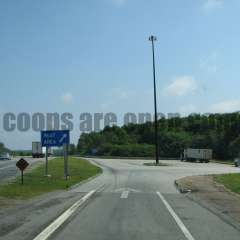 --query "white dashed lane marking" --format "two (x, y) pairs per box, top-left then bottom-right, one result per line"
(121, 191), (129, 199)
